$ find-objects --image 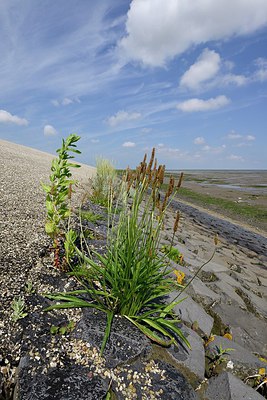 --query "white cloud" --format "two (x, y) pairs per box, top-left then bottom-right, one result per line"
(52, 97), (78, 106)
(246, 135), (255, 141)
(202, 145), (211, 151)
(0, 3), (120, 99)
(226, 132), (256, 142)
(227, 132), (242, 139)
(194, 137), (205, 145)
(62, 97), (73, 106)
(156, 145), (189, 159)
(221, 73), (247, 86)
(254, 58), (267, 81)
(51, 100), (60, 107)
(122, 141), (136, 147)
(177, 95), (230, 112)
(180, 49), (248, 90)
(202, 144), (226, 154)
(108, 110), (141, 127)
(44, 124), (58, 136)
(228, 154), (244, 161)
(0, 109), (28, 126)
(141, 127), (152, 133)
(91, 138), (100, 143)
(180, 49), (221, 90)
(120, 0), (267, 66)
